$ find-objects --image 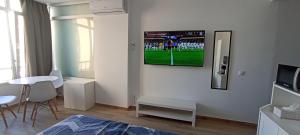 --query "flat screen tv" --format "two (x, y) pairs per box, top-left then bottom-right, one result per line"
(144, 30), (205, 67)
